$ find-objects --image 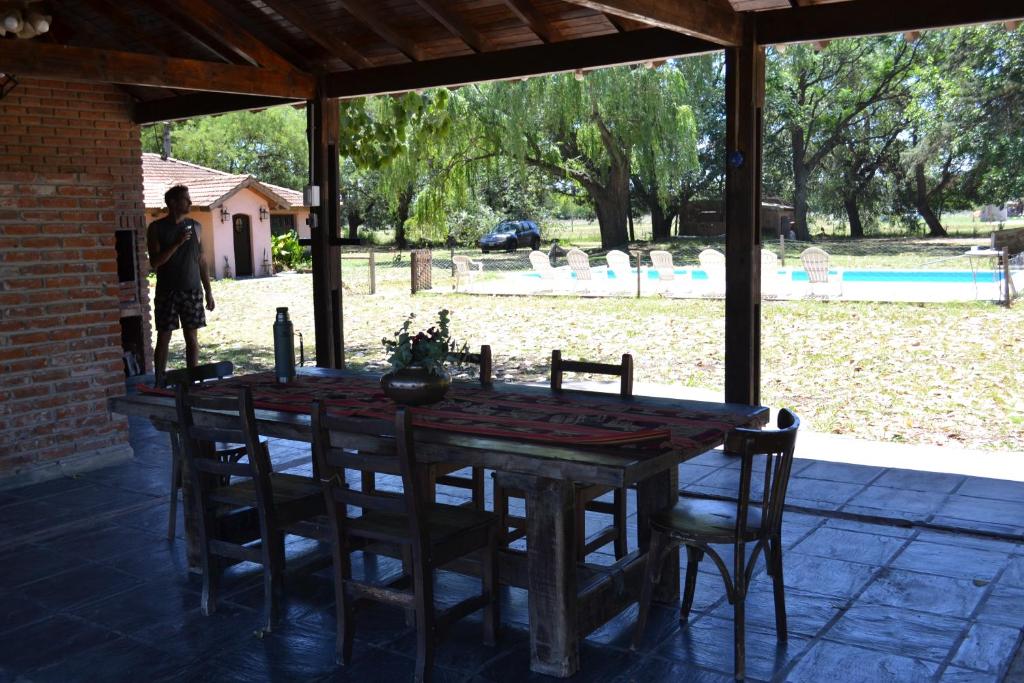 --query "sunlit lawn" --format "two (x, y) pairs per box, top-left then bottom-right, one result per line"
(159, 262), (1024, 452)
